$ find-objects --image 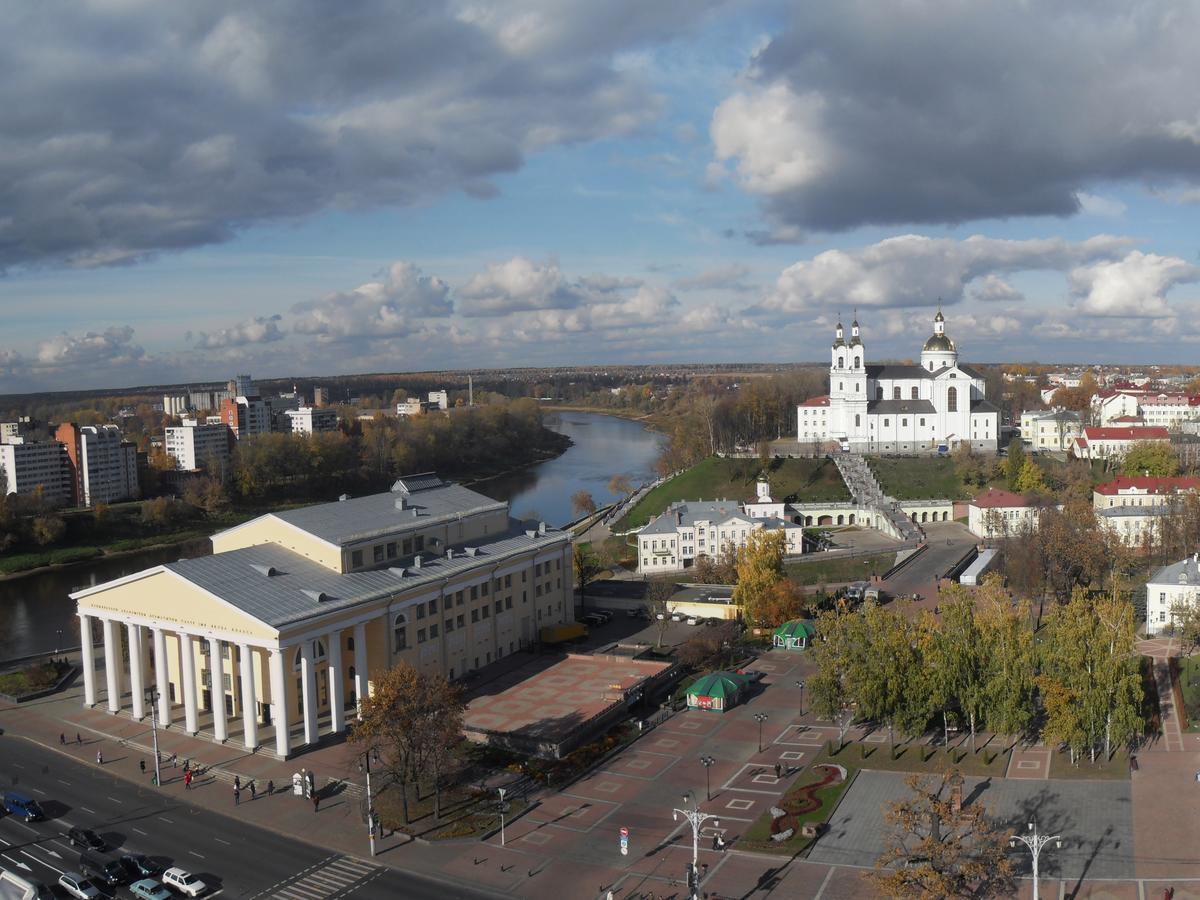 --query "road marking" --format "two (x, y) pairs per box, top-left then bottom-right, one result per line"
(106, 795), (124, 804)
(79, 806), (96, 814)
(132, 827), (148, 836)
(12, 763), (24, 769)
(21, 849), (62, 876)
(29, 787), (46, 795)
(214, 837), (231, 845)
(159, 816), (174, 824)
(189, 850), (205, 859)
(56, 779), (71, 786)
